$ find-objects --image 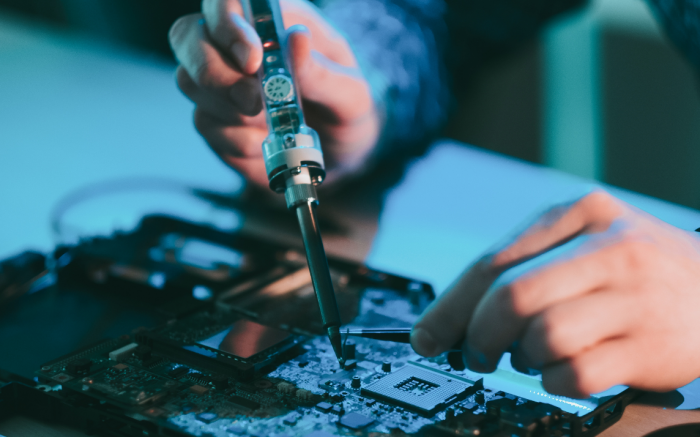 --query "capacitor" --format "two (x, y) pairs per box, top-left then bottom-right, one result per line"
(343, 340), (356, 360)
(475, 390), (485, 404)
(351, 376), (361, 389)
(381, 362), (391, 372)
